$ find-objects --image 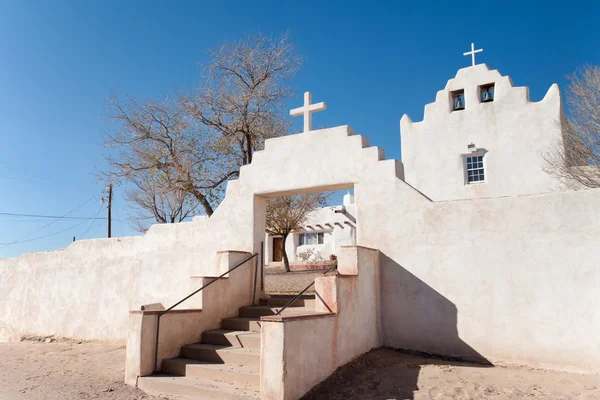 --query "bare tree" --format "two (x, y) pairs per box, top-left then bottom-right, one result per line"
(265, 193), (327, 272)
(545, 65), (600, 188)
(104, 33), (301, 218)
(183, 32), (301, 166)
(126, 174), (200, 233)
(104, 97), (234, 216)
